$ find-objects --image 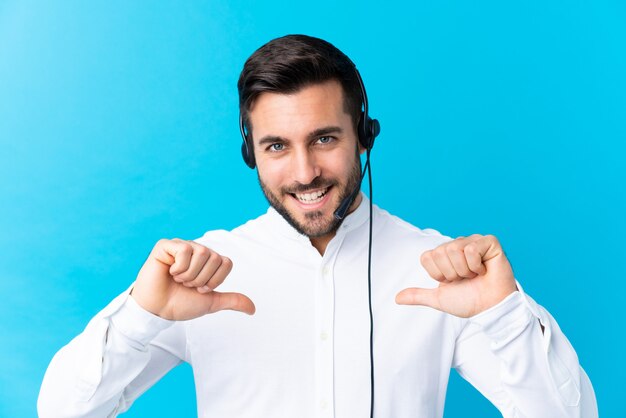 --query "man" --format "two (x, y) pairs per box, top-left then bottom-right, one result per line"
(38, 34), (597, 417)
